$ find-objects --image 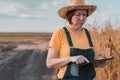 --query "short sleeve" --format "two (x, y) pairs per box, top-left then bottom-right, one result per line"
(49, 29), (63, 52)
